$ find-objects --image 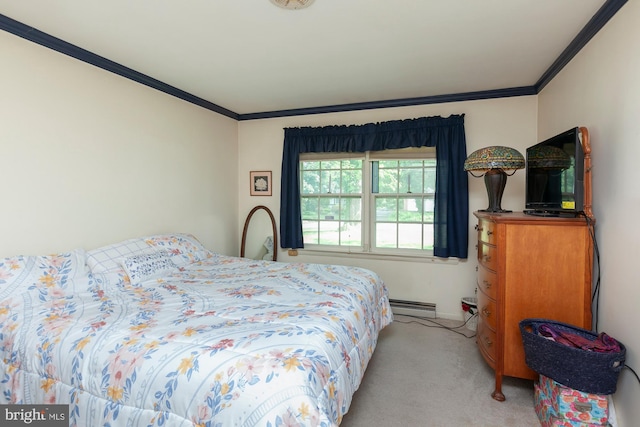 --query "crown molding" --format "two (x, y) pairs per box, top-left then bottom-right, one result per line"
(0, 13), (238, 120)
(0, 0), (628, 121)
(237, 87), (537, 120)
(535, 0), (627, 92)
